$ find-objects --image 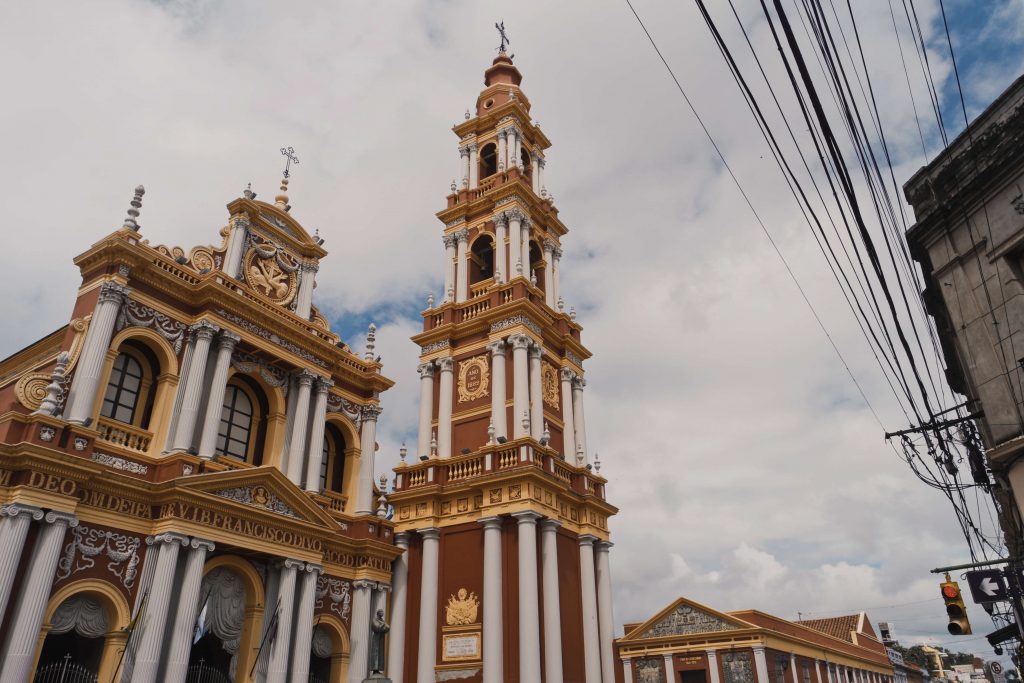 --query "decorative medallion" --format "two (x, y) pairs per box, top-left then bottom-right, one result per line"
(243, 235), (298, 306)
(212, 485), (301, 519)
(457, 356), (490, 403)
(91, 452), (149, 474)
(541, 364), (560, 408)
(445, 588), (480, 625)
